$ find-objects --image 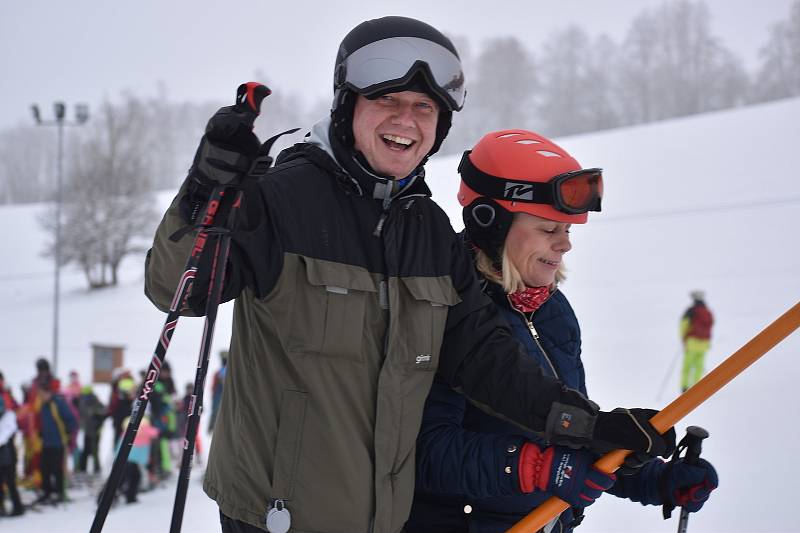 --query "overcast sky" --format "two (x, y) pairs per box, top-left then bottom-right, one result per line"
(0, 0), (795, 131)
